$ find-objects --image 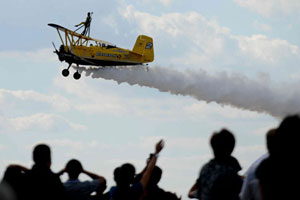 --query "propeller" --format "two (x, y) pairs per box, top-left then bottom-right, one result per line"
(52, 42), (59, 54)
